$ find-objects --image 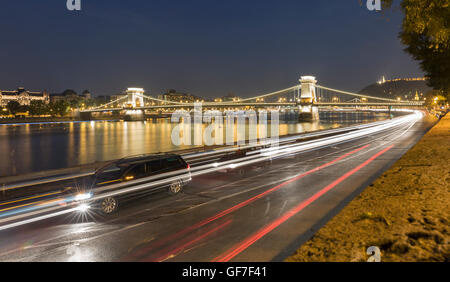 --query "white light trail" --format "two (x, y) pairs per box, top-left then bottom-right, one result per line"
(0, 111), (423, 231)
